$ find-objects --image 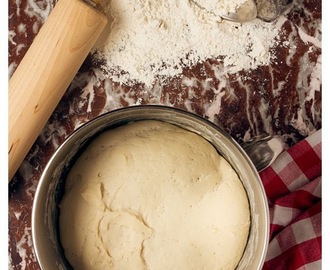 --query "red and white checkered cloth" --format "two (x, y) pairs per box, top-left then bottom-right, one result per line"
(260, 130), (322, 270)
